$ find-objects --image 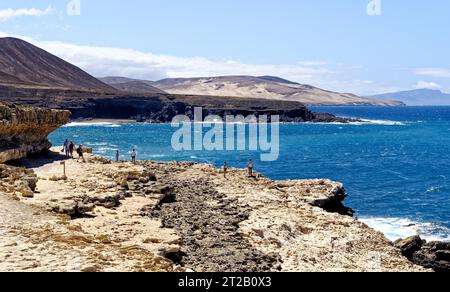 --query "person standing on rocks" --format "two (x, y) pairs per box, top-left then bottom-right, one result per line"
(116, 150), (120, 162)
(248, 159), (254, 177)
(69, 141), (75, 158)
(223, 162), (228, 179)
(77, 145), (85, 163)
(131, 149), (137, 164)
(63, 139), (69, 157)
